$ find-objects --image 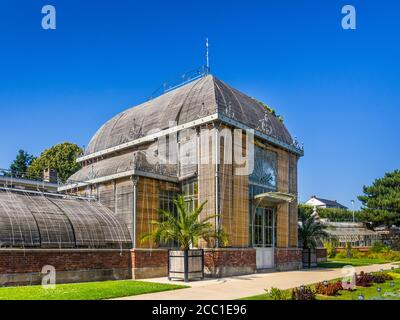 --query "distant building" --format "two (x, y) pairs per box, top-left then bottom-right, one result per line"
(374, 226), (400, 247)
(0, 170), (59, 193)
(322, 220), (380, 247)
(305, 196), (348, 209)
